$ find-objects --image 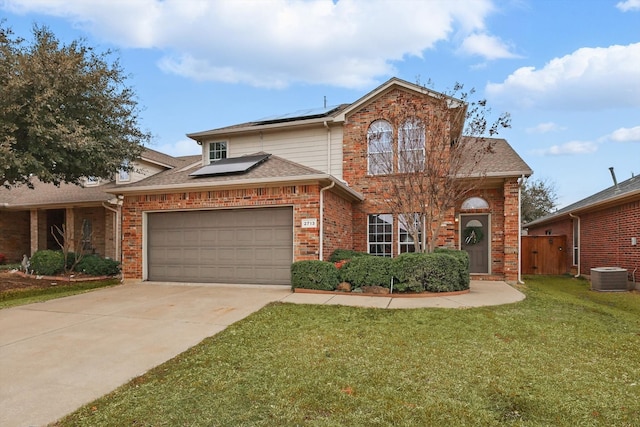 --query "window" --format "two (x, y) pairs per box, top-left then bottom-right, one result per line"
(85, 176), (99, 186)
(81, 219), (92, 252)
(399, 213), (423, 253)
(461, 197), (489, 210)
(368, 214), (393, 257)
(398, 118), (425, 173)
(209, 141), (227, 163)
(367, 120), (393, 175)
(119, 159), (130, 182)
